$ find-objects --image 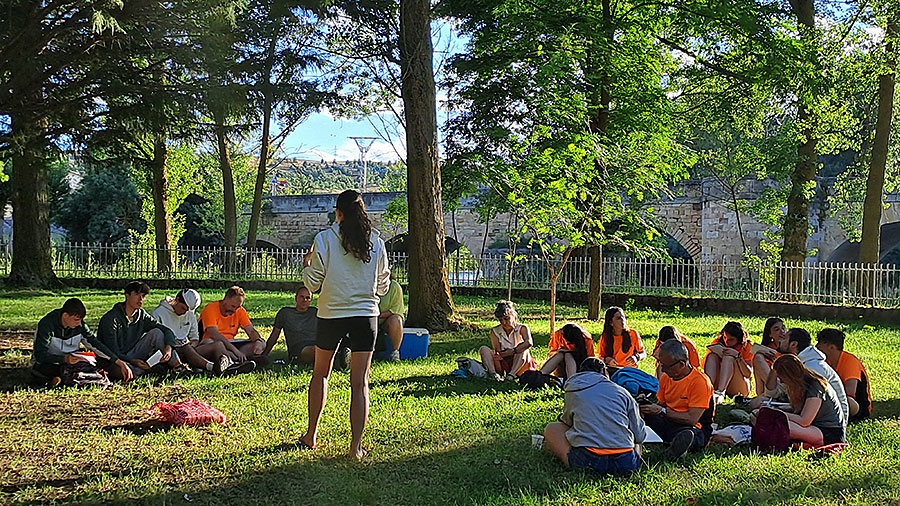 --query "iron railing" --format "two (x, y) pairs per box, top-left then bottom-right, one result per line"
(3, 242), (900, 307)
